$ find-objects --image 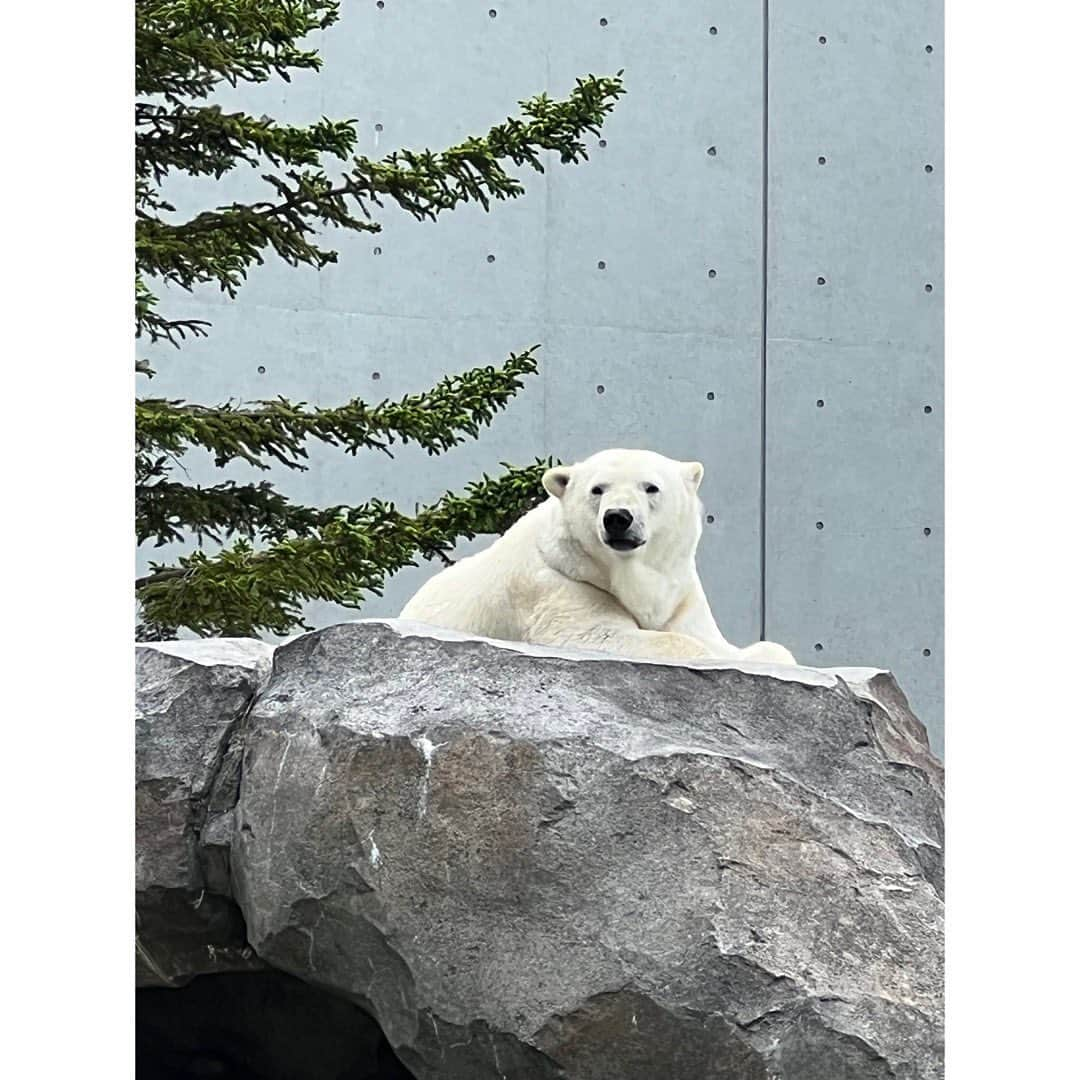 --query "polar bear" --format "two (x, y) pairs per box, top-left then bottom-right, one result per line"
(400, 448), (797, 665)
